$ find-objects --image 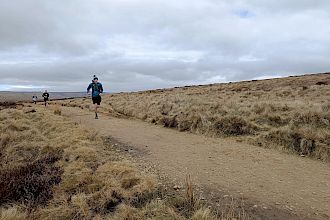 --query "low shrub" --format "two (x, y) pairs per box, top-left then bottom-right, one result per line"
(178, 119), (192, 132)
(0, 152), (63, 207)
(54, 107), (62, 115)
(214, 116), (257, 136)
(161, 116), (178, 128)
(292, 111), (330, 127)
(254, 114), (288, 127)
(265, 128), (318, 156)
